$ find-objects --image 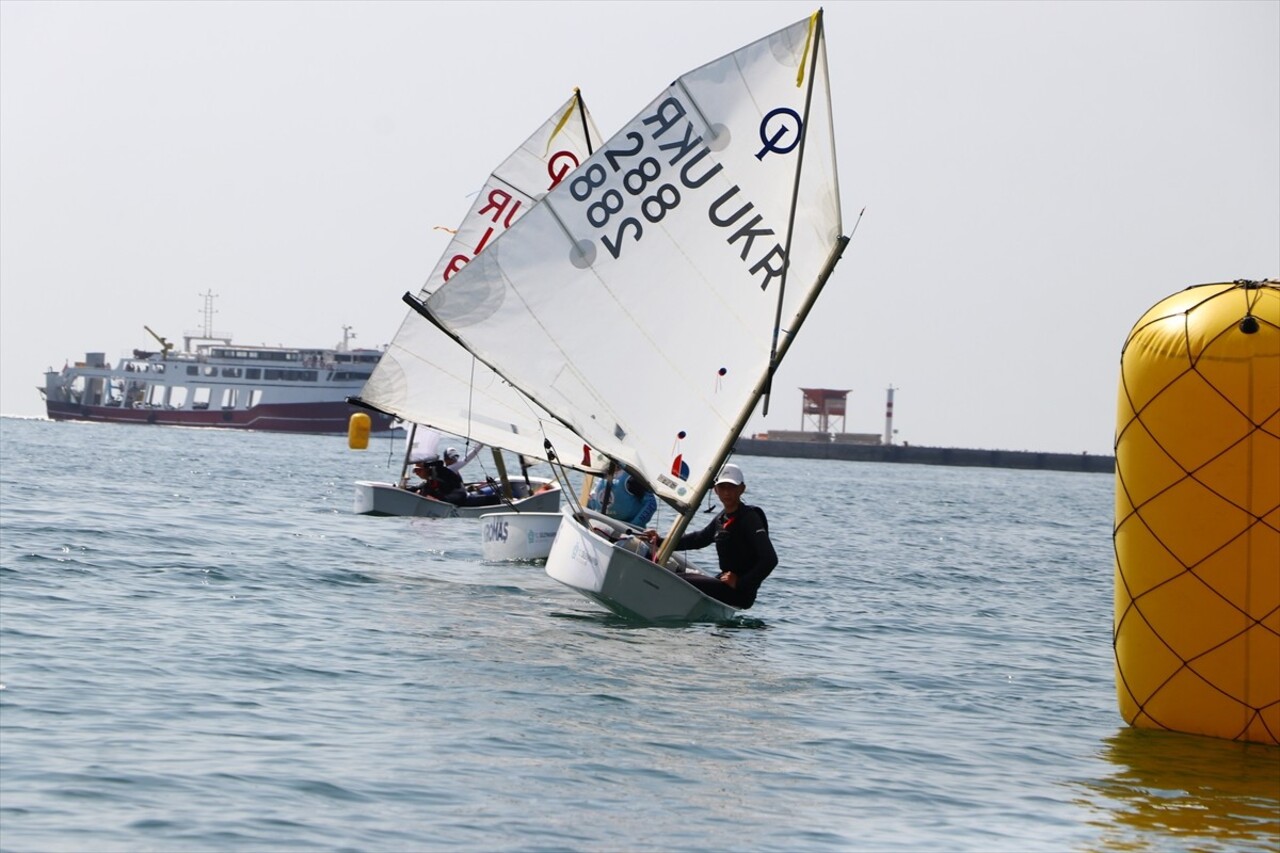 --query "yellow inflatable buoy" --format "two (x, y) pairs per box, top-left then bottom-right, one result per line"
(1114, 279), (1279, 744)
(347, 412), (371, 450)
